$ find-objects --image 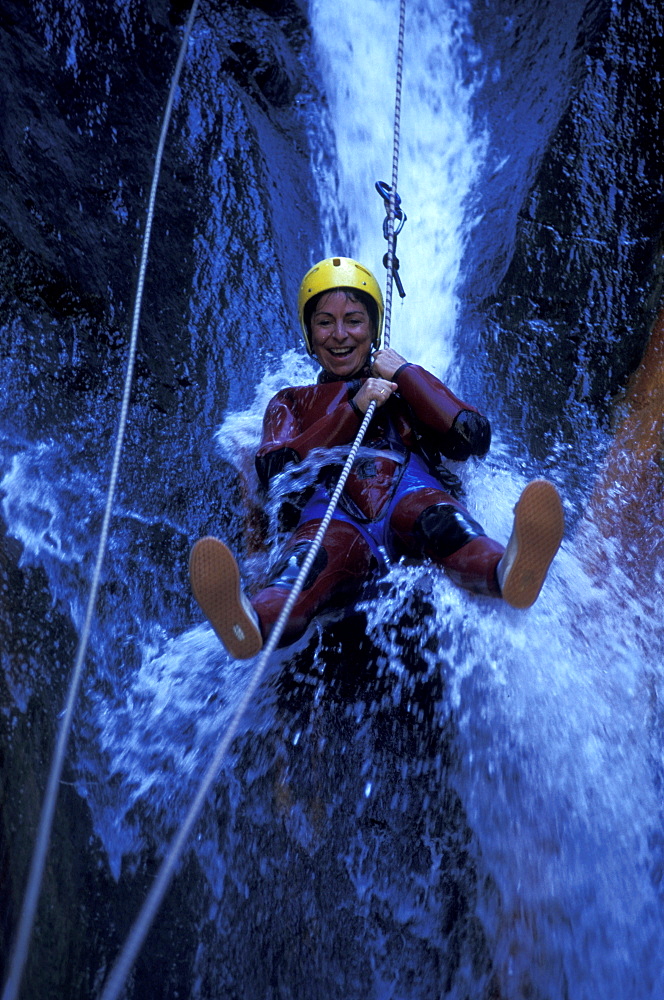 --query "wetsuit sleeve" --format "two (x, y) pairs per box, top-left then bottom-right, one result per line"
(394, 363), (491, 460)
(255, 390), (362, 487)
